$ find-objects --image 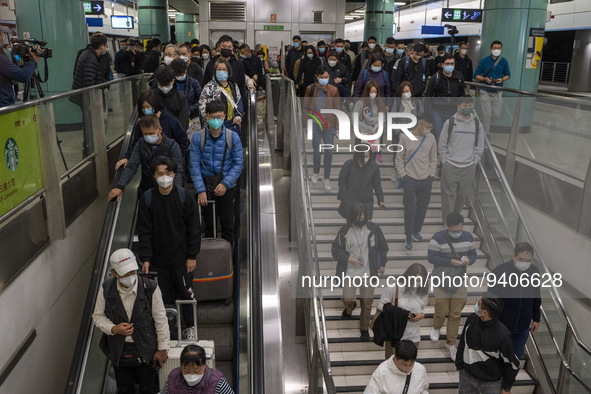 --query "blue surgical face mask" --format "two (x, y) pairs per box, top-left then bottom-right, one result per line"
(371, 66), (382, 73)
(319, 48), (325, 53)
(208, 118), (224, 130)
(293, 42), (300, 48)
(240, 54), (247, 59)
(307, 53), (313, 59)
(335, 47), (344, 53)
(396, 49), (405, 55)
(142, 108), (154, 116)
(216, 70), (228, 82)
(449, 230), (463, 239)
(460, 107), (473, 116)
(144, 133), (159, 144)
(443, 65), (455, 73)
(385, 47), (394, 54)
(474, 302), (480, 315)
(318, 78), (329, 86)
